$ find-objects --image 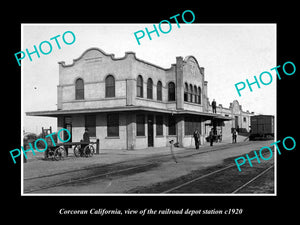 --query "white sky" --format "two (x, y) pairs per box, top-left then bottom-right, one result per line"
(22, 24), (276, 134)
